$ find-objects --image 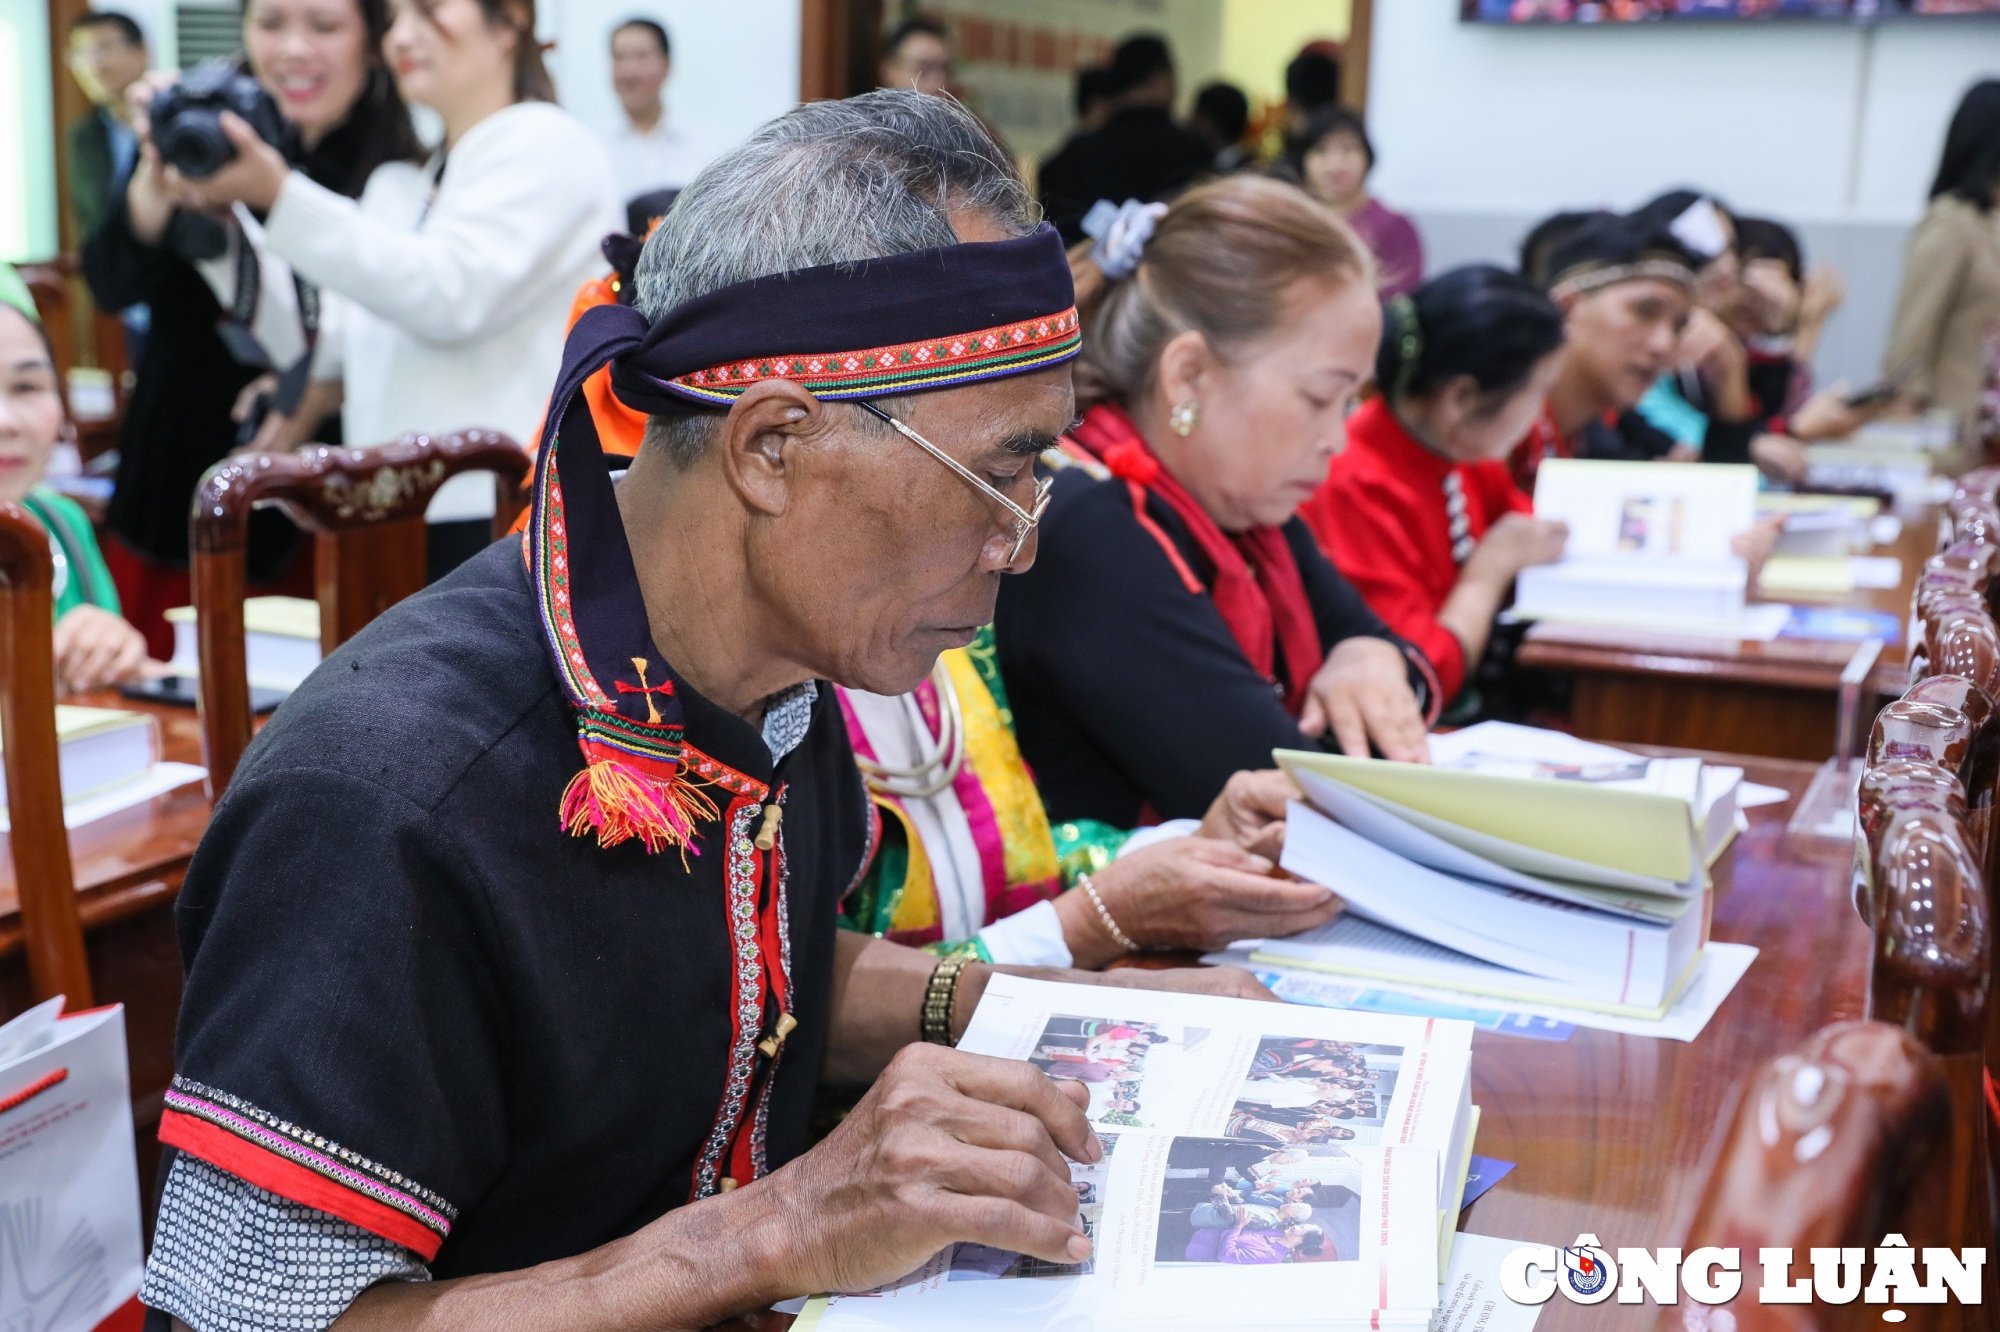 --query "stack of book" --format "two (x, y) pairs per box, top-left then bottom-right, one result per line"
(802, 975), (1479, 1330)
(164, 596), (323, 693)
(1256, 723), (1739, 1020)
(0, 706), (162, 820)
